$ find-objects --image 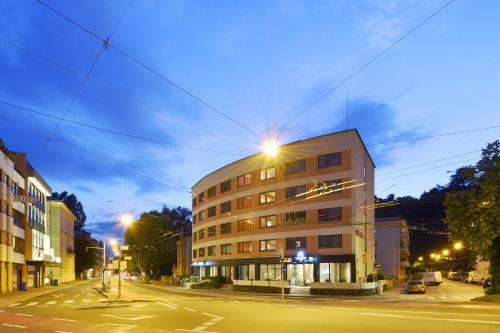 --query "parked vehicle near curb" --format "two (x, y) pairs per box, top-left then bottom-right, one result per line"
(406, 280), (426, 294)
(466, 271), (484, 284)
(422, 271), (442, 285)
